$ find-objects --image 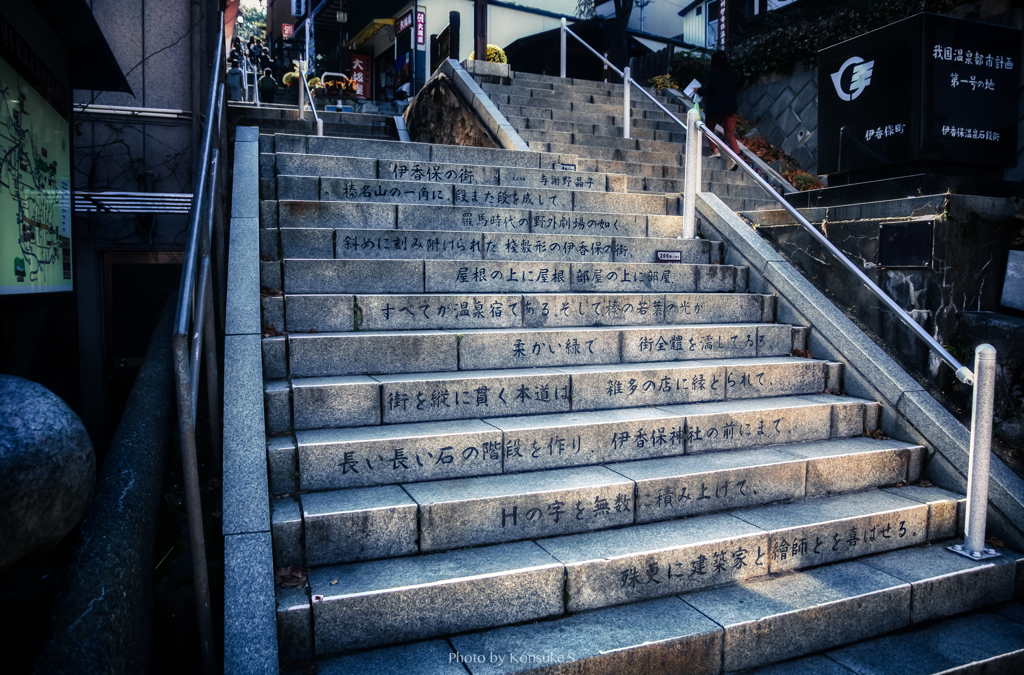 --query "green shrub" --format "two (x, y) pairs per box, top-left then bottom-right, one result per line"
(670, 52), (710, 90)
